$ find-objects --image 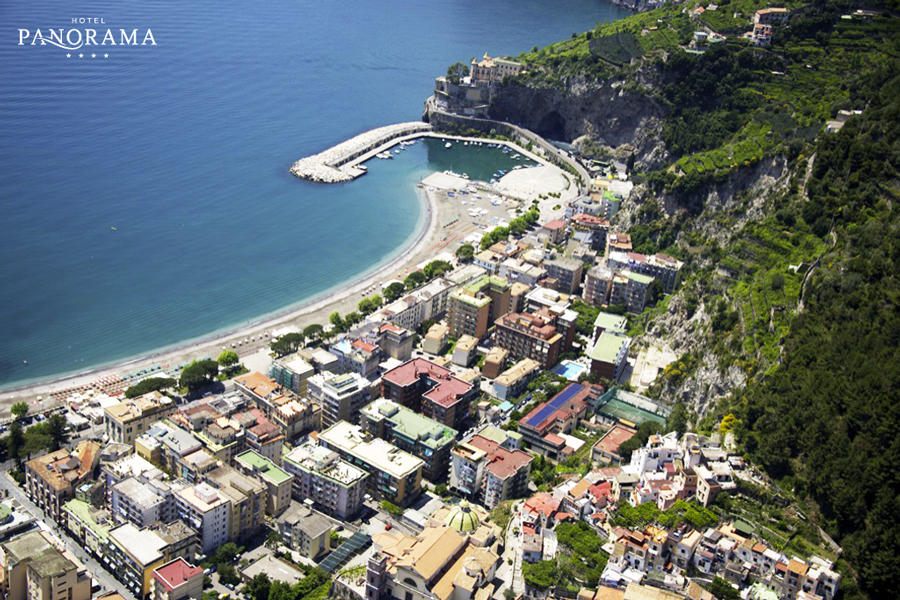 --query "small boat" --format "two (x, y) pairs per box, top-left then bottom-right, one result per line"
(110, 227), (117, 231)
(357, 165), (368, 172)
(22, 360), (27, 364)
(445, 142), (452, 148)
